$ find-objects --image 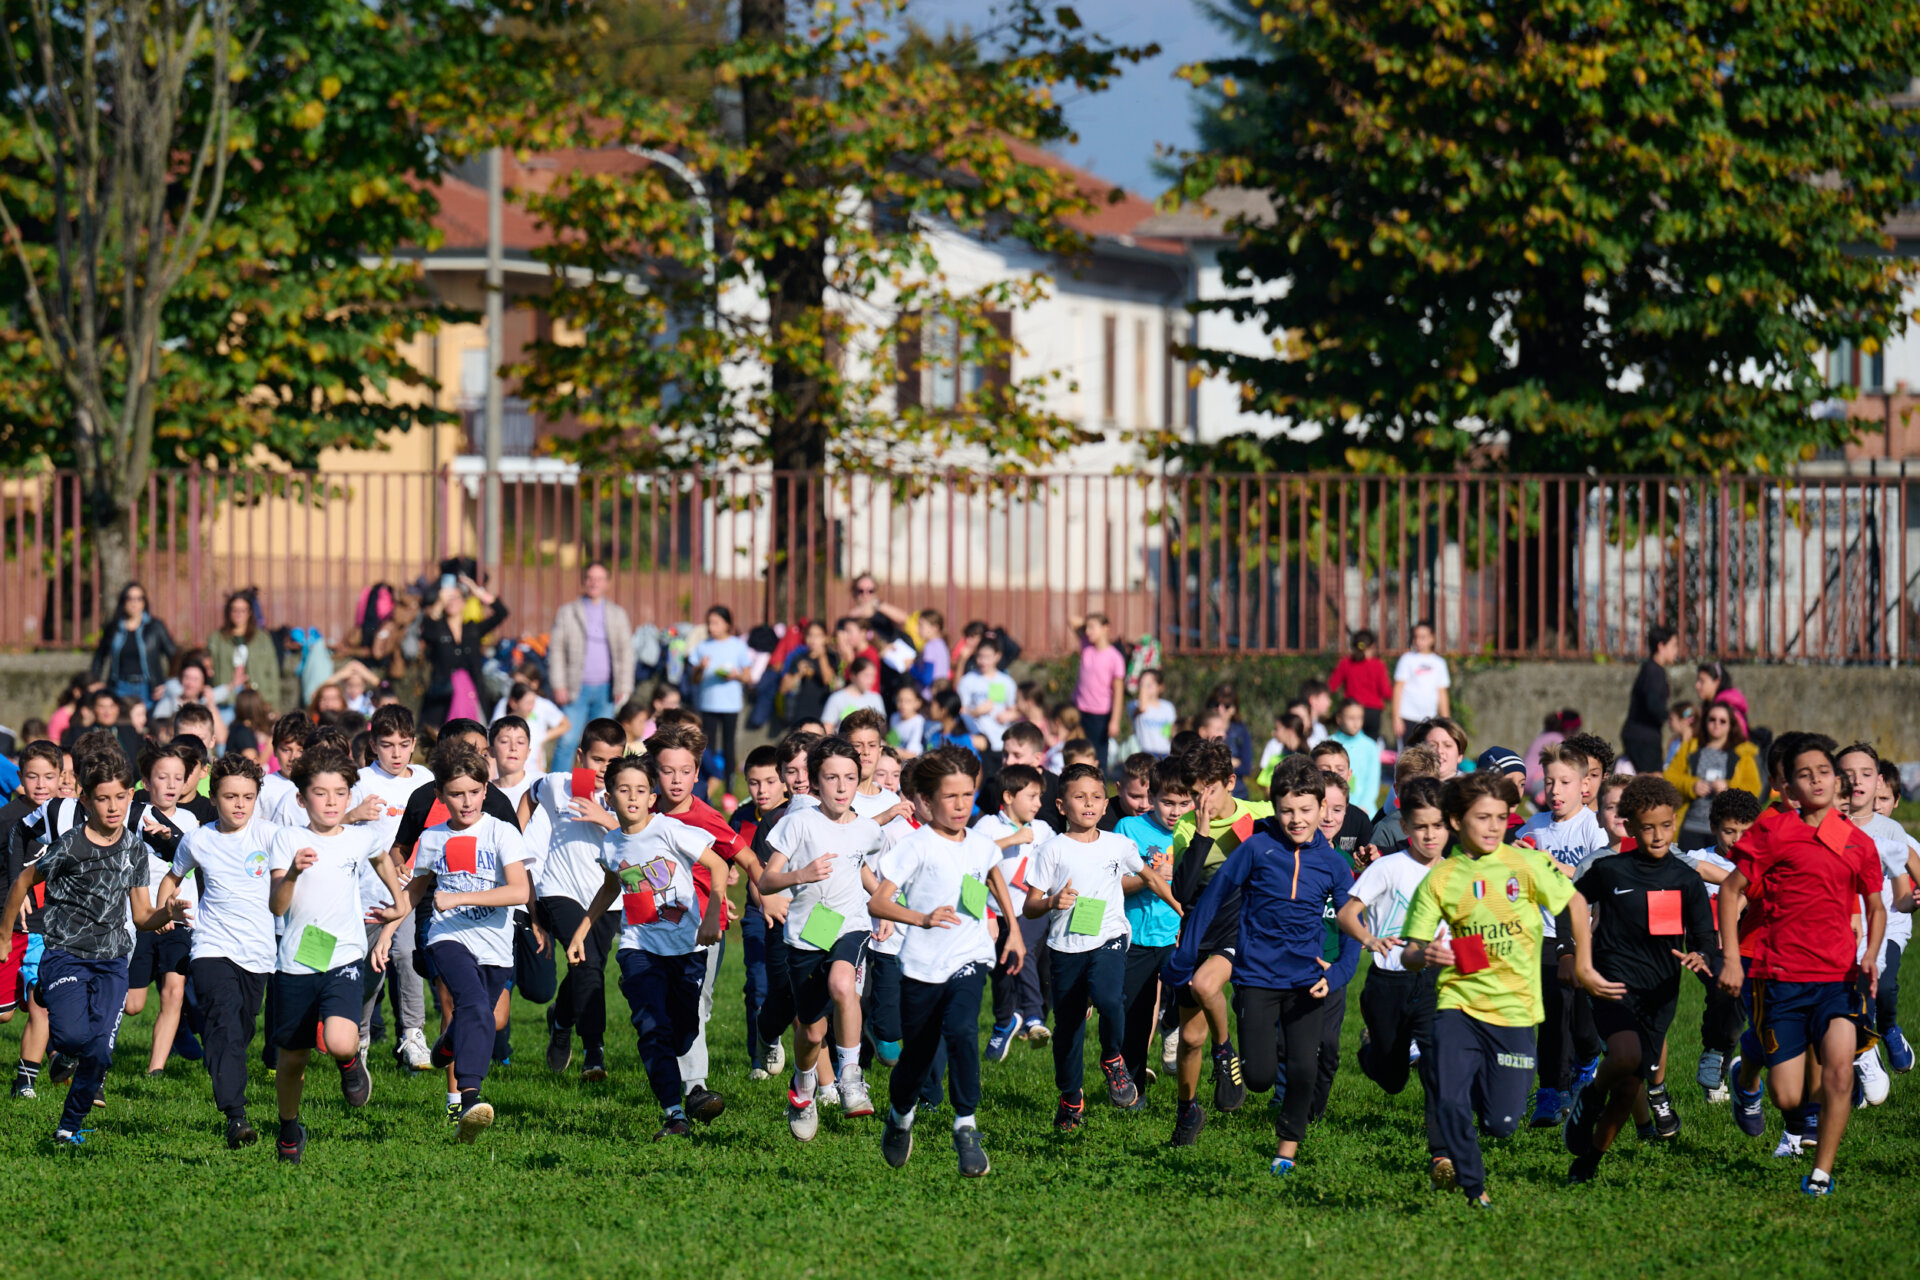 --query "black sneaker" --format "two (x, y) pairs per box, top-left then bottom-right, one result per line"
(276, 1122), (307, 1165)
(339, 1052), (372, 1108)
(1635, 1119), (1658, 1142)
(48, 1053), (76, 1085)
(544, 1011), (573, 1074)
(580, 1049), (608, 1084)
(1647, 1085), (1681, 1140)
(1053, 1096), (1086, 1133)
(1211, 1047), (1247, 1113)
(1100, 1055), (1139, 1108)
(684, 1084), (726, 1123)
(1567, 1153), (1602, 1185)
(881, 1113), (914, 1168)
(446, 1099), (462, 1123)
(429, 1034), (455, 1071)
(953, 1126), (990, 1177)
(1563, 1084), (1602, 1157)
(653, 1113), (692, 1140)
(1170, 1101), (1207, 1147)
(226, 1117), (258, 1150)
